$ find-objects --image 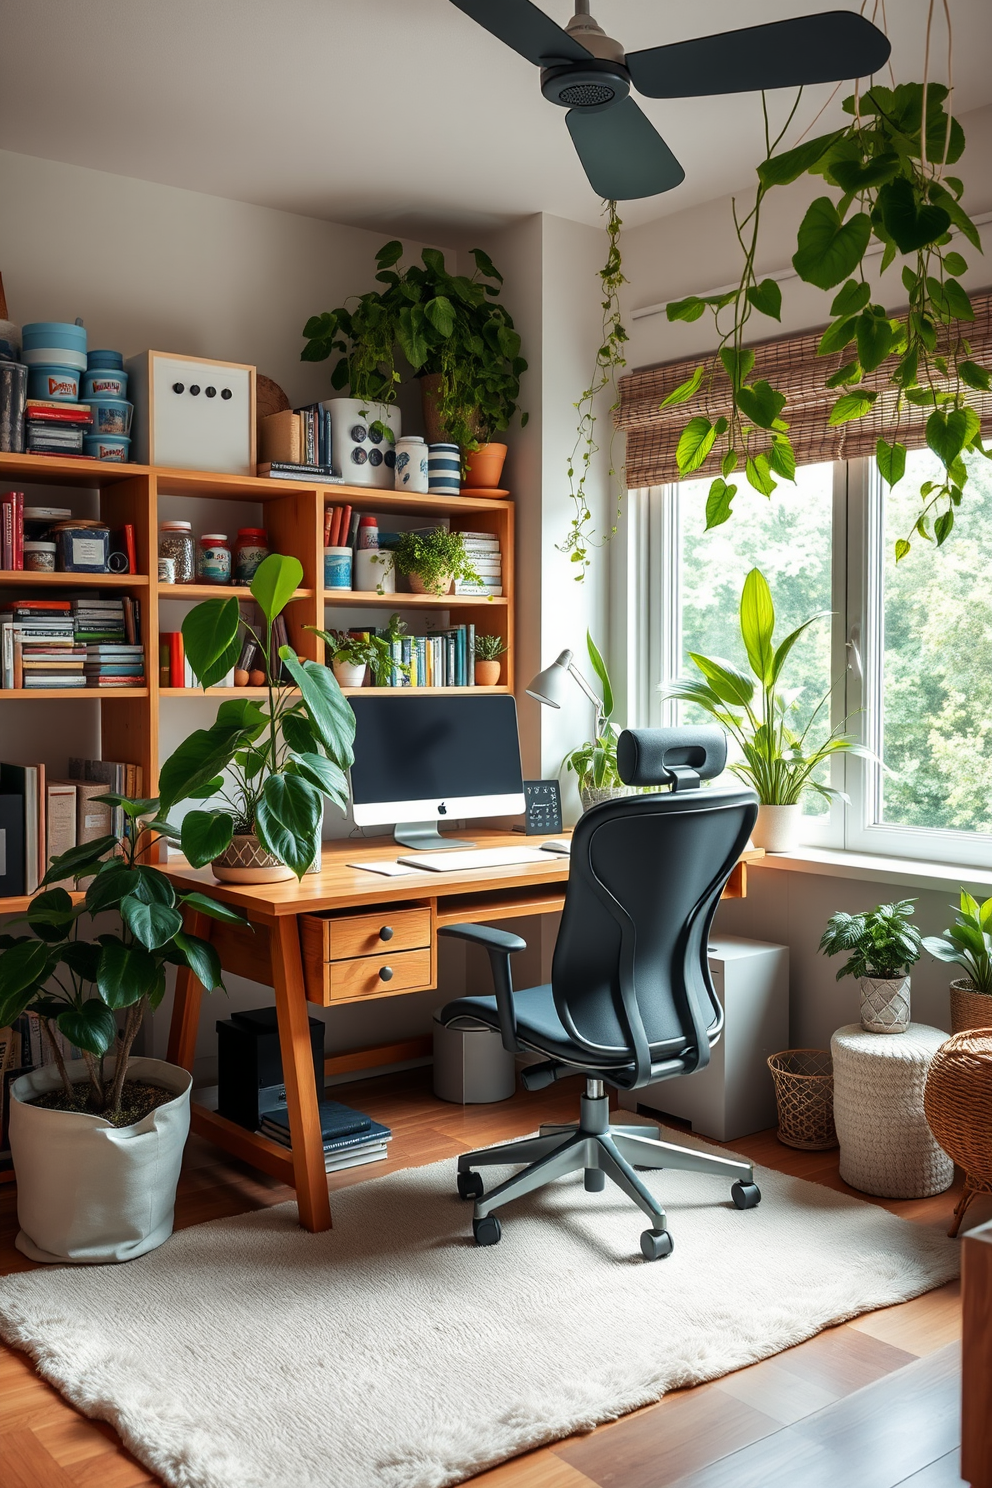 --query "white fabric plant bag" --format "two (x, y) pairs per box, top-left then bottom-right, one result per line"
(9, 1056), (192, 1264)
